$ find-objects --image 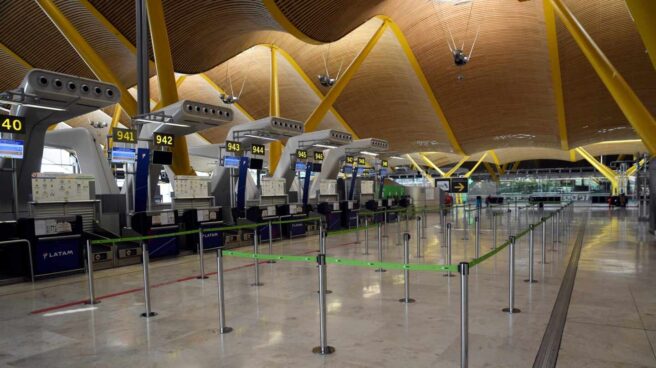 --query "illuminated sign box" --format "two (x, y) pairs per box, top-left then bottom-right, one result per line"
(0, 139), (24, 159)
(111, 147), (136, 163)
(223, 156), (241, 168)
